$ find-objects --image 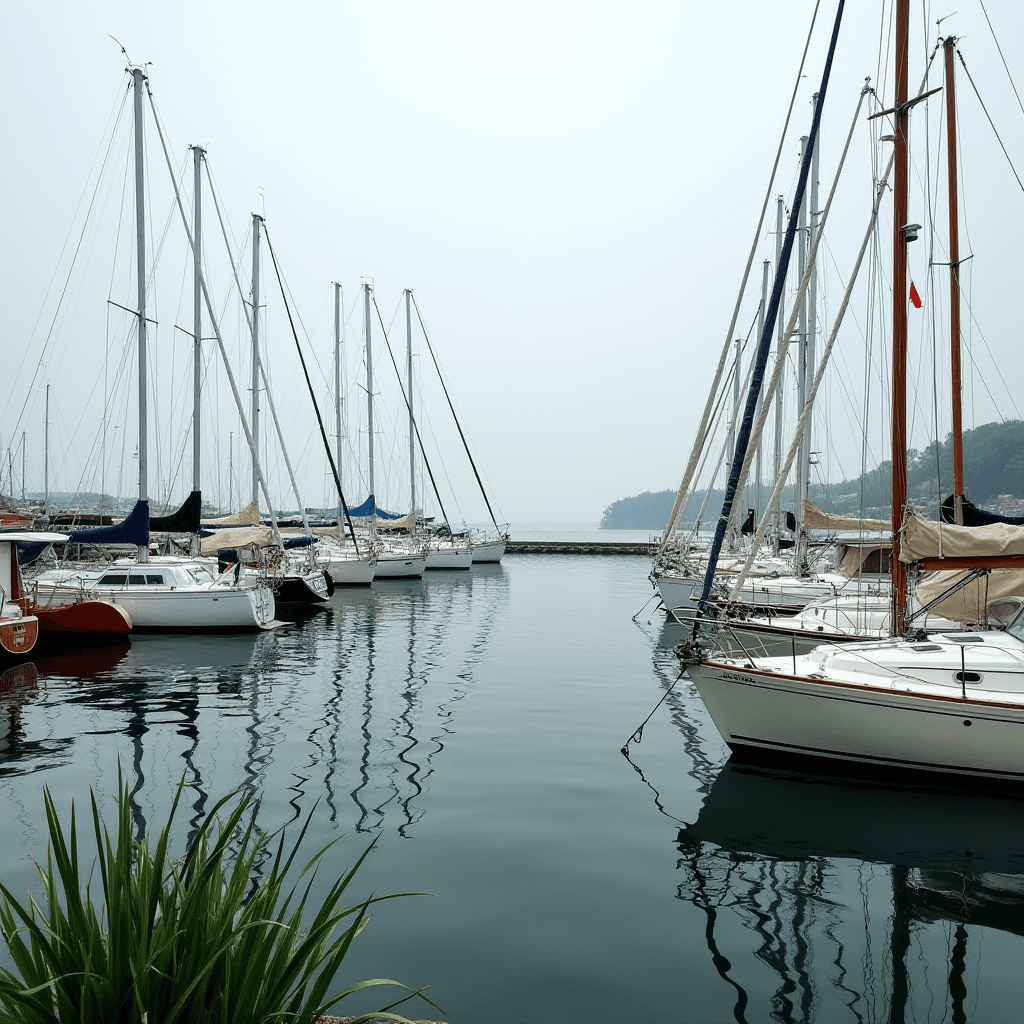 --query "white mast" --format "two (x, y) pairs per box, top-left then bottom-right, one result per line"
(772, 195), (785, 556)
(798, 100), (822, 570)
(44, 384), (50, 519)
(334, 282), (344, 513)
(406, 288), (416, 524)
(191, 145), (204, 494)
(364, 283), (376, 532)
(132, 67), (149, 562)
(250, 213), (262, 506)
